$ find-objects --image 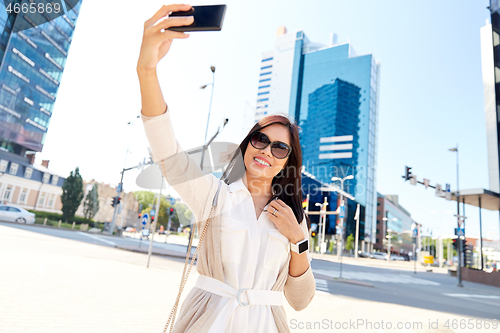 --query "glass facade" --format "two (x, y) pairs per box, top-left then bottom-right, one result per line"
(293, 37), (380, 245)
(0, 0), (82, 155)
(253, 28), (380, 245)
(377, 193), (414, 255)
